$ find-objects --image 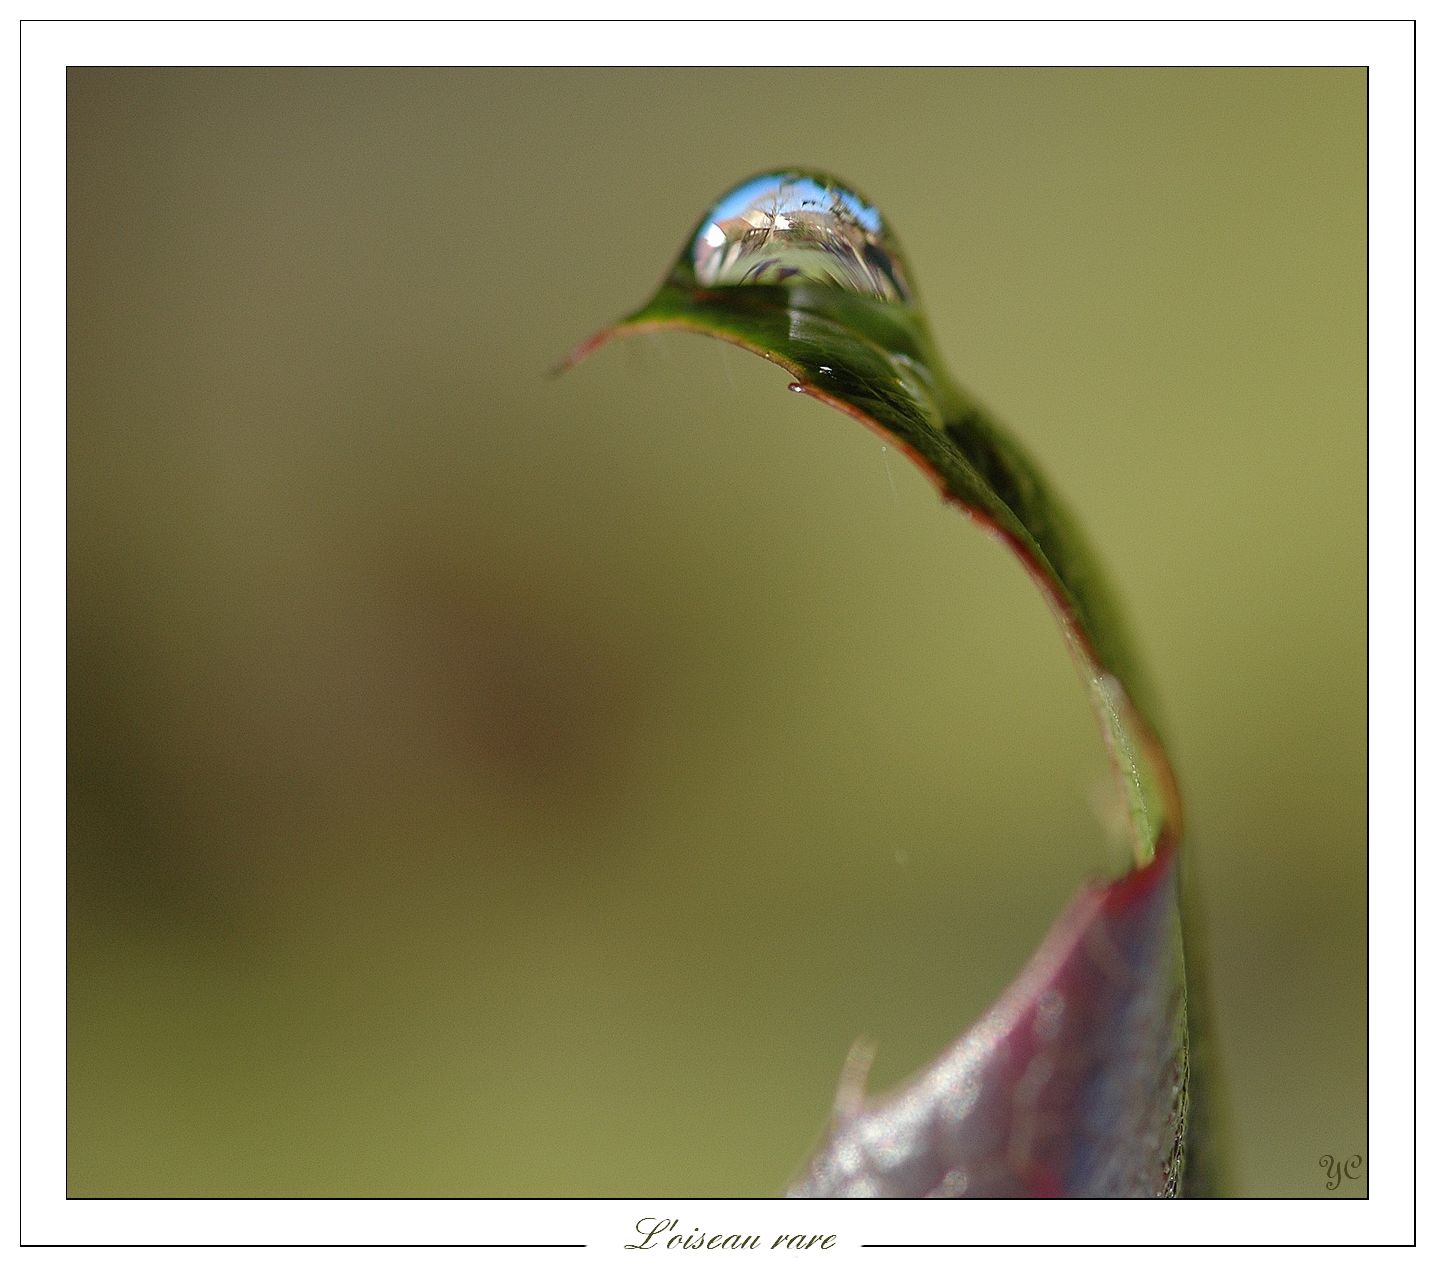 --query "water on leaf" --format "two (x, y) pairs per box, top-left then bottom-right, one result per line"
(689, 171), (913, 305)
